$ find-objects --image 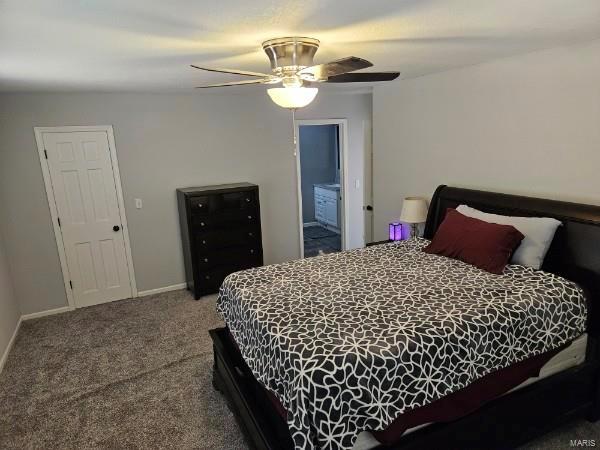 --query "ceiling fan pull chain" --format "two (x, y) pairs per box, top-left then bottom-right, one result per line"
(292, 108), (297, 156)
